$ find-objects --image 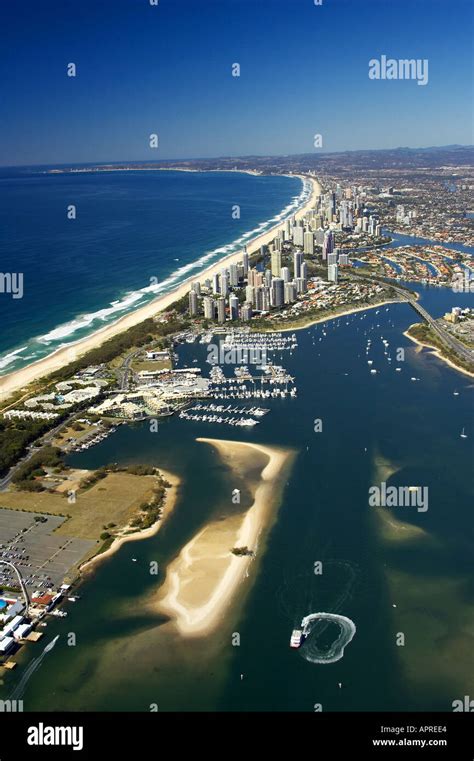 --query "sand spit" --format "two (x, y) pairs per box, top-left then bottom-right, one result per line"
(156, 438), (295, 637)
